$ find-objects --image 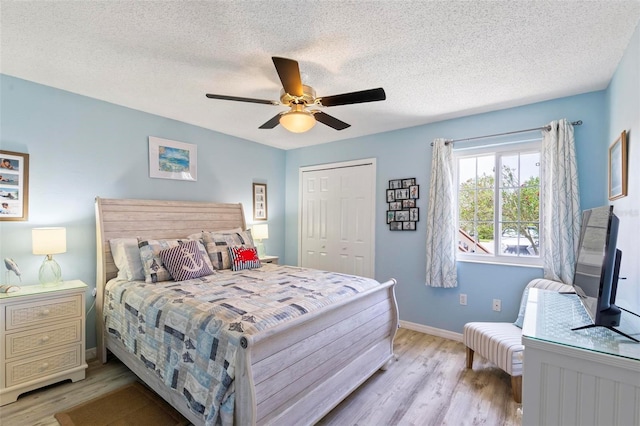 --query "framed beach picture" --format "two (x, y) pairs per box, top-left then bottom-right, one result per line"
(253, 183), (268, 221)
(0, 150), (29, 221)
(149, 136), (197, 181)
(608, 130), (627, 201)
